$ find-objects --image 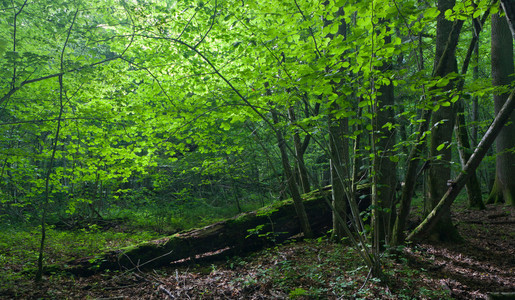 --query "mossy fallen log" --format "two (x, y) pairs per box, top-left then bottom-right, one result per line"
(67, 187), (336, 275)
